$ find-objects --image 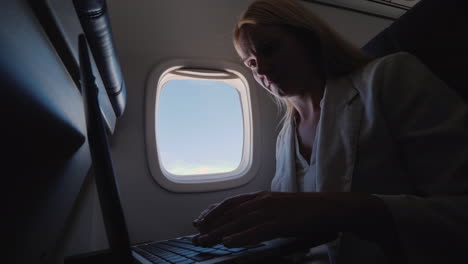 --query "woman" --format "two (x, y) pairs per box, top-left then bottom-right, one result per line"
(192, 0), (468, 263)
